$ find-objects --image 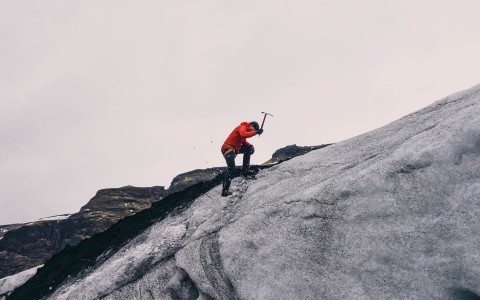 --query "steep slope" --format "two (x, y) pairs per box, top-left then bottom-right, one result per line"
(10, 84), (480, 299)
(0, 145), (325, 283)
